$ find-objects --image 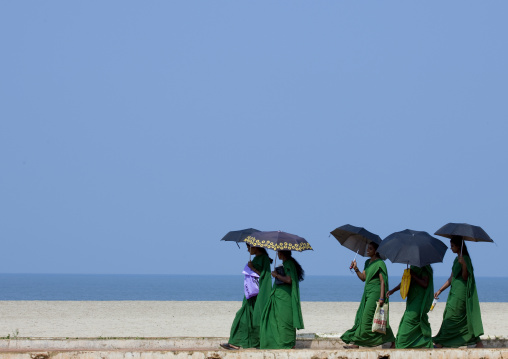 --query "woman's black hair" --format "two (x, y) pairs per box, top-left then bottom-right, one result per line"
(369, 242), (381, 259)
(279, 250), (305, 282)
(259, 247), (273, 264)
(450, 236), (470, 257)
(246, 243), (273, 263)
